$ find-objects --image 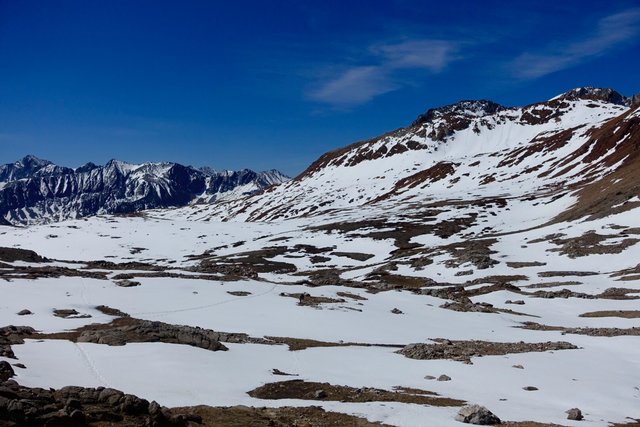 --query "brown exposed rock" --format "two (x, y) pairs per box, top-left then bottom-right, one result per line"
(398, 339), (577, 363)
(0, 247), (48, 263)
(35, 317), (265, 351)
(247, 380), (464, 406)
